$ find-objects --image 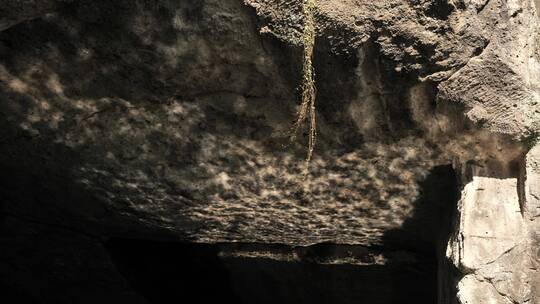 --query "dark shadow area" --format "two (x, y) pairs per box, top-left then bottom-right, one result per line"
(0, 281), (38, 304)
(383, 164), (461, 304)
(104, 239), (241, 304)
(105, 239), (438, 304)
(382, 165), (460, 254)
